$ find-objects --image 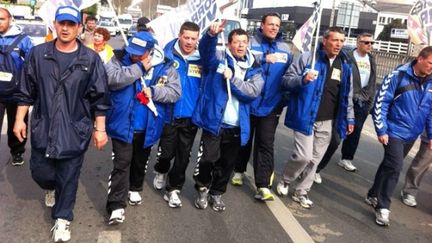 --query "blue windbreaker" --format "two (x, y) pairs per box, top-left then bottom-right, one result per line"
(373, 61), (432, 141)
(105, 50), (181, 148)
(249, 29), (293, 116)
(281, 44), (355, 138)
(192, 32), (264, 145)
(164, 38), (202, 121)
